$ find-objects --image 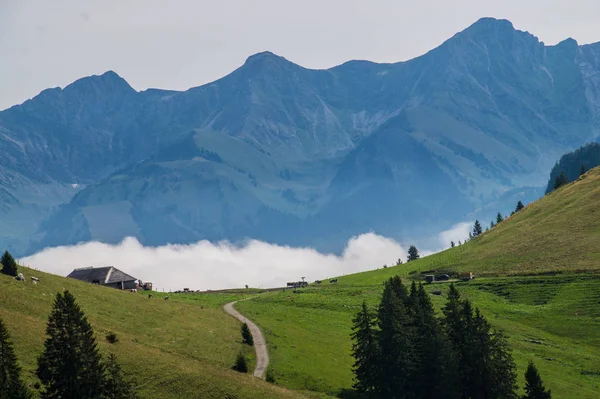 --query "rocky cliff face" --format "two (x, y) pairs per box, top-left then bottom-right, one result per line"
(1, 18), (599, 255)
